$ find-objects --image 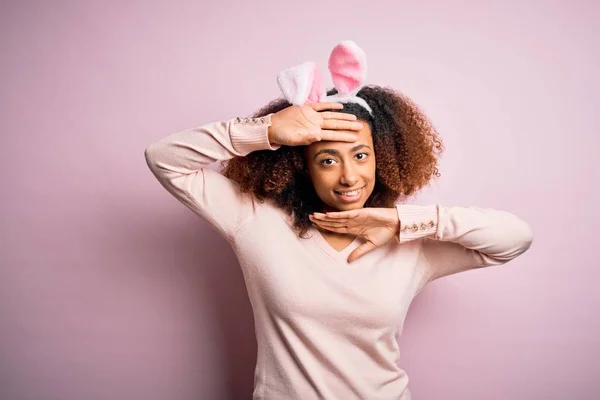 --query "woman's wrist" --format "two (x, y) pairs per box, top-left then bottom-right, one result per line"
(378, 208), (400, 235)
(388, 208), (401, 235)
(267, 113), (280, 145)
